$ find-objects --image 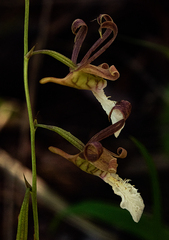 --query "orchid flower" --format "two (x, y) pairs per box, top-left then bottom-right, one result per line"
(38, 14), (131, 136)
(47, 120), (145, 222)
